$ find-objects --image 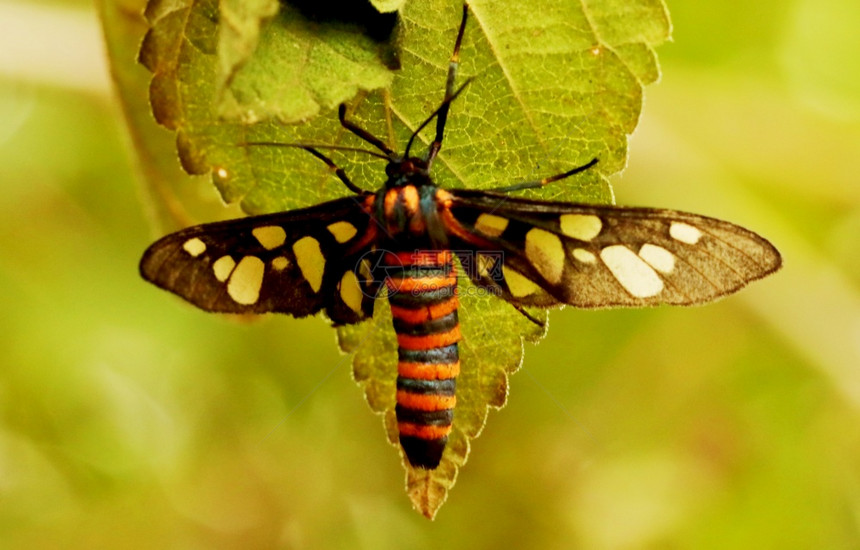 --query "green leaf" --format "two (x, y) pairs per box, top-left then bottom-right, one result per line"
(141, 0), (395, 125)
(219, 3), (395, 123)
(99, 0), (219, 233)
(134, 0), (669, 518)
(217, 0), (280, 112)
(370, 0), (406, 13)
